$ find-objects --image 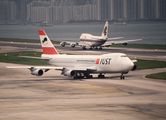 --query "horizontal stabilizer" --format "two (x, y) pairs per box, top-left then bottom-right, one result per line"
(131, 60), (137, 63)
